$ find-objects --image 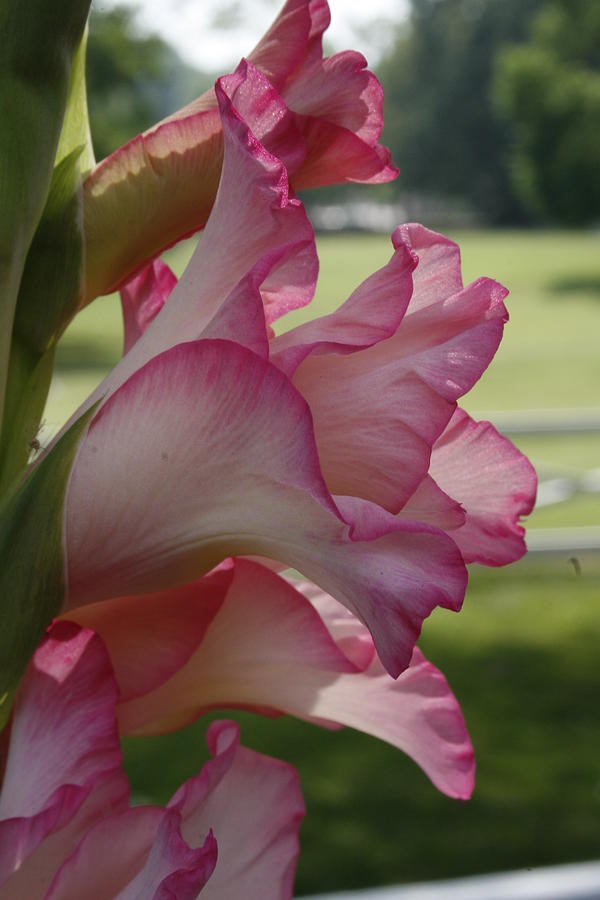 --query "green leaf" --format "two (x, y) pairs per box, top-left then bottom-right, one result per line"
(57, 26), (95, 176)
(0, 339), (55, 494)
(0, 689), (15, 733)
(0, 0), (91, 440)
(0, 148), (86, 490)
(15, 147), (85, 355)
(1, 29), (94, 488)
(0, 403), (97, 702)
